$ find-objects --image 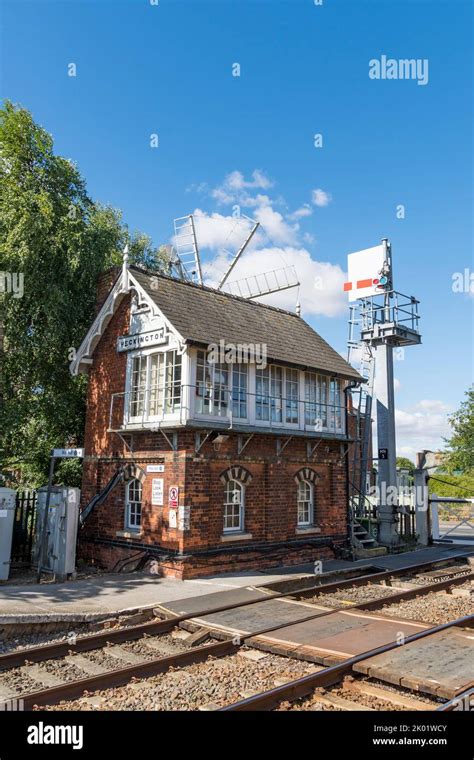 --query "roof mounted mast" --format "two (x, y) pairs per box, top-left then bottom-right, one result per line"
(217, 217), (259, 290)
(173, 214), (203, 285)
